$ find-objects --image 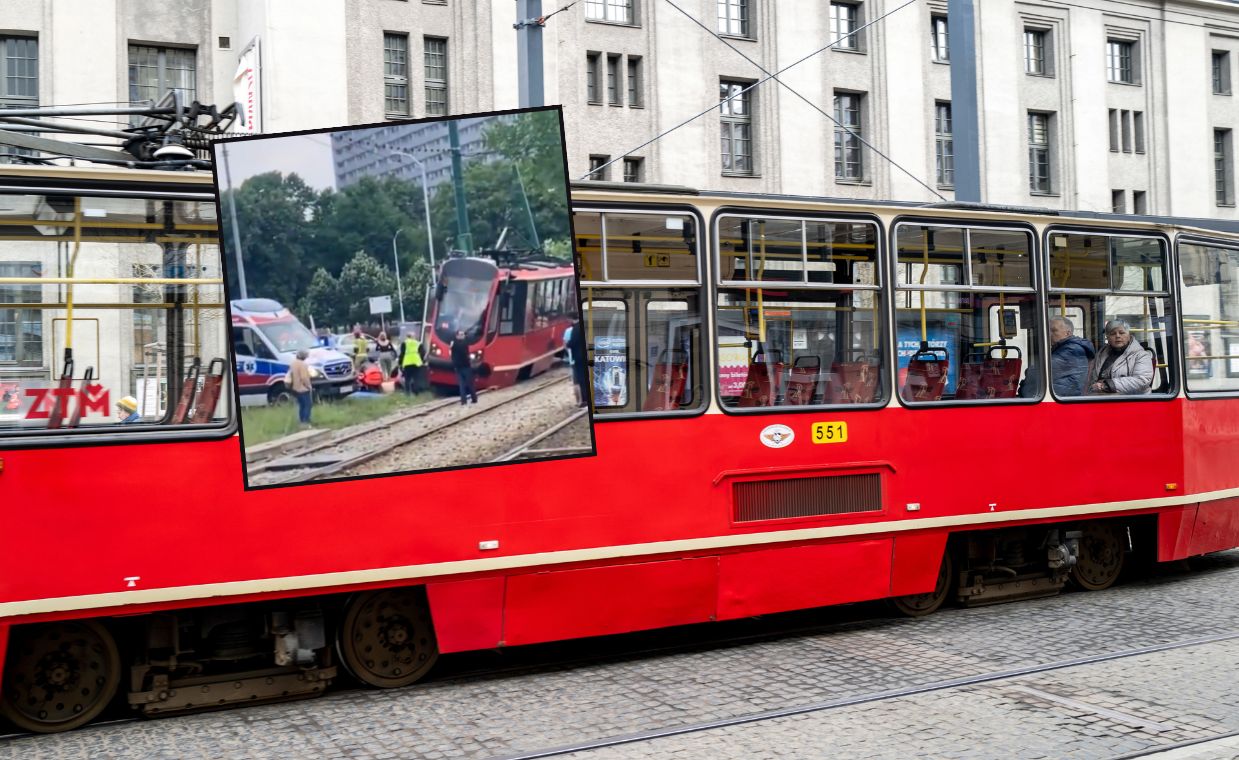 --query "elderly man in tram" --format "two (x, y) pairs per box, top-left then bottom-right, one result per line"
(1087, 319), (1154, 395)
(1048, 316), (1095, 397)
